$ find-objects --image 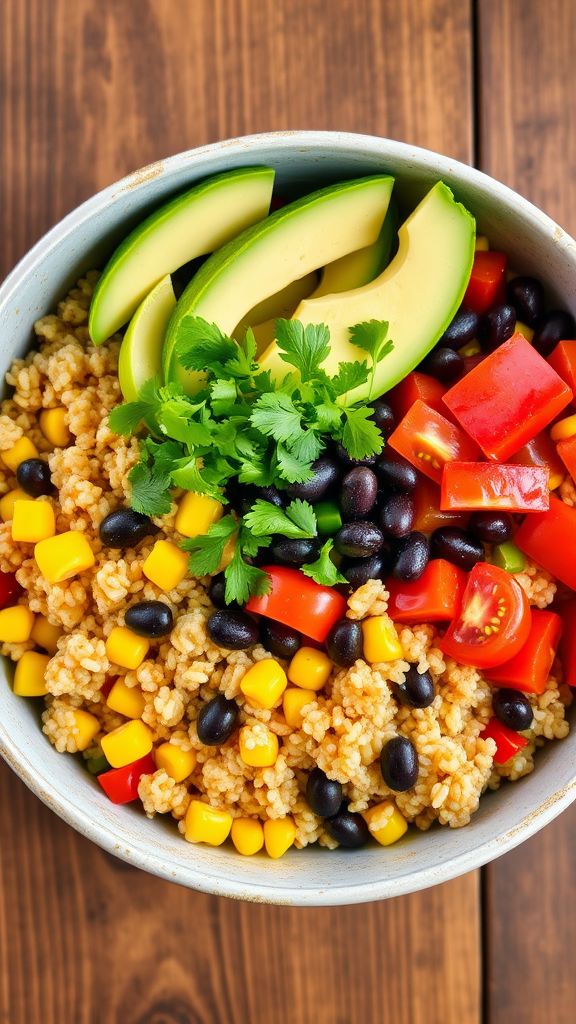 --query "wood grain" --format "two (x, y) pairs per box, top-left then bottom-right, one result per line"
(0, 2), (479, 1023)
(478, 2), (576, 1021)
